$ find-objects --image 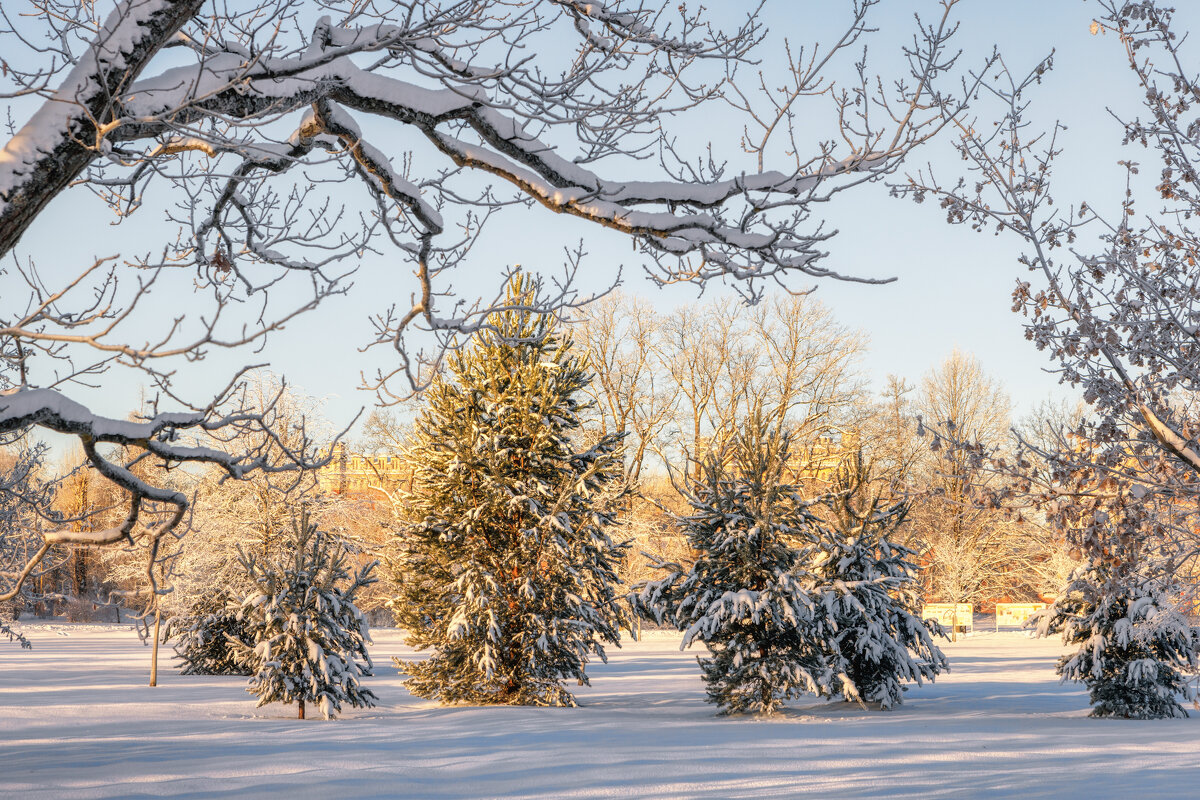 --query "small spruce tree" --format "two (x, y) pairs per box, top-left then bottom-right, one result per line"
(169, 590), (253, 676)
(231, 512), (377, 720)
(390, 272), (630, 707)
(811, 453), (948, 708)
(1037, 558), (1198, 719)
(631, 412), (834, 715)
